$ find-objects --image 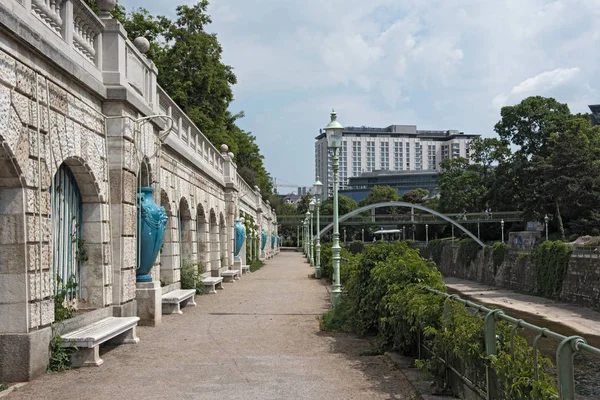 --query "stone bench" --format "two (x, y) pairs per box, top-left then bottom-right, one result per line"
(221, 270), (240, 282)
(202, 276), (224, 294)
(59, 316), (140, 368)
(241, 264), (250, 274)
(162, 289), (197, 315)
